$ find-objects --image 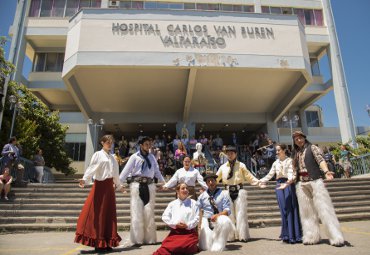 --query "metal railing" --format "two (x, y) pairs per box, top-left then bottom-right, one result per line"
(351, 153), (370, 176)
(0, 156), (55, 183)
